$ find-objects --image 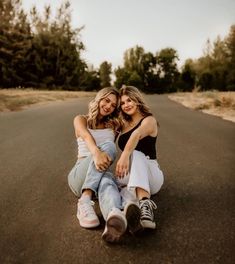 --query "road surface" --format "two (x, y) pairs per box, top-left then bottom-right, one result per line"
(0, 95), (234, 264)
